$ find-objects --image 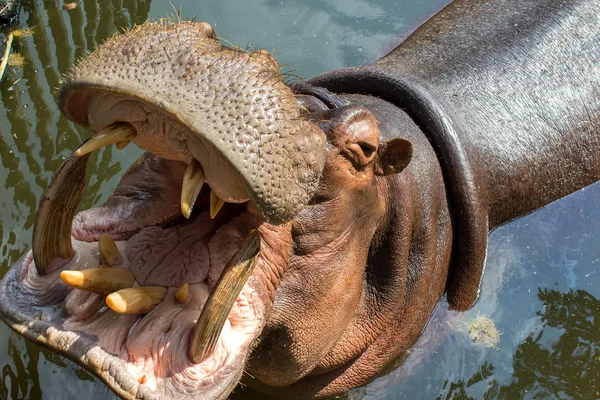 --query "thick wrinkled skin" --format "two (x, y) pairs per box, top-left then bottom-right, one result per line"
(60, 21), (326, 225)
(1, 0), (600, 399)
